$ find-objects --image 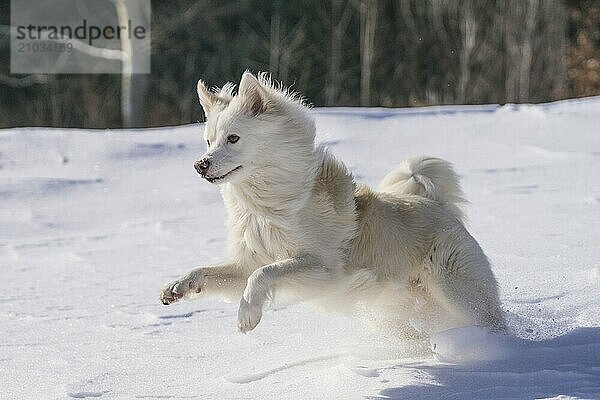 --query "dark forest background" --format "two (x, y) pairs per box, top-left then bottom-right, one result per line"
(0, 0), (599, 128)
